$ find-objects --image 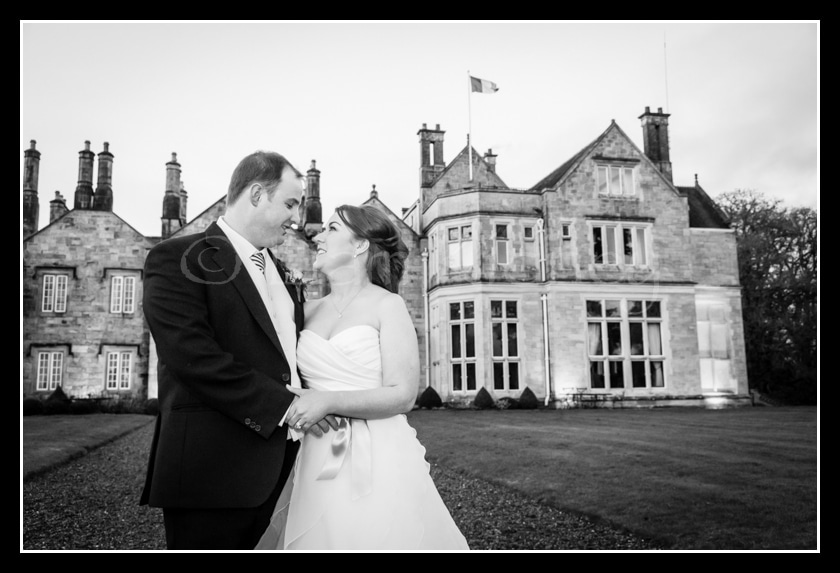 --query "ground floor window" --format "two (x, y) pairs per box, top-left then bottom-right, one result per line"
(36, 351), (64, 391)
(491, 299), (520, 391)
(450, 301), (476, 392)
(587, 299), (665, 389)
(105, 351), (133, 391)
